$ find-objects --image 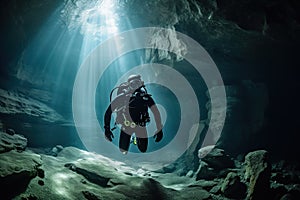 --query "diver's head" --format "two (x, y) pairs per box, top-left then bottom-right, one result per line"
(127, 74), (144, 91)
